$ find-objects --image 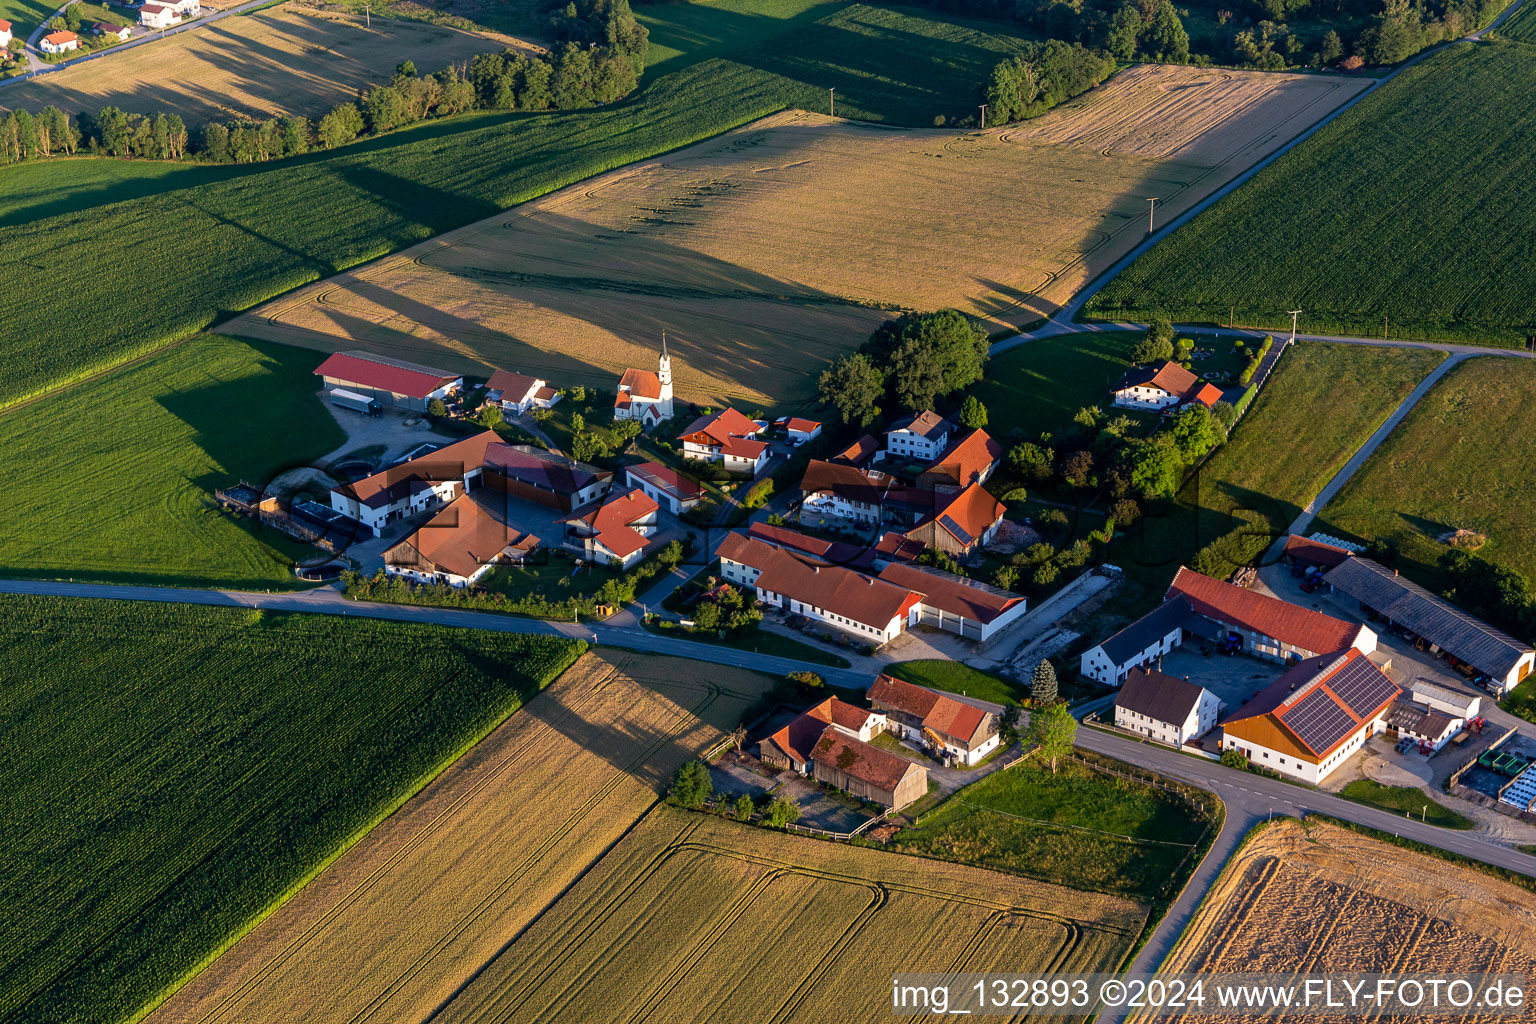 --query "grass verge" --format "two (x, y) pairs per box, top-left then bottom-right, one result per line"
(1337, 779), (1474, 830)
